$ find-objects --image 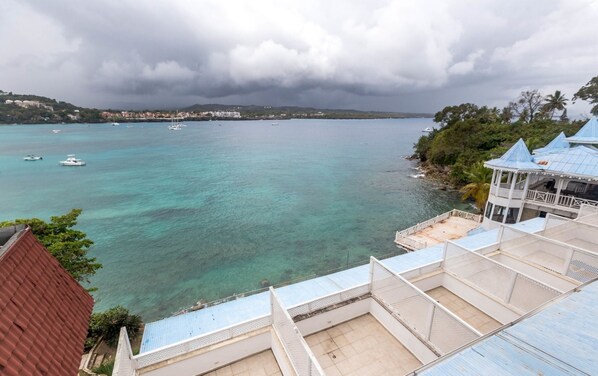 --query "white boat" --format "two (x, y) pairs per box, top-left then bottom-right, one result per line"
(271, 122), (279, 126)
(422, 127), (433, 132)
(168, 116), (183, 130)
(52, 129), (61, 134)
(112, 122), (120, 126)
(23, 155), (43, 161)
(60, 154), (86, 166)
